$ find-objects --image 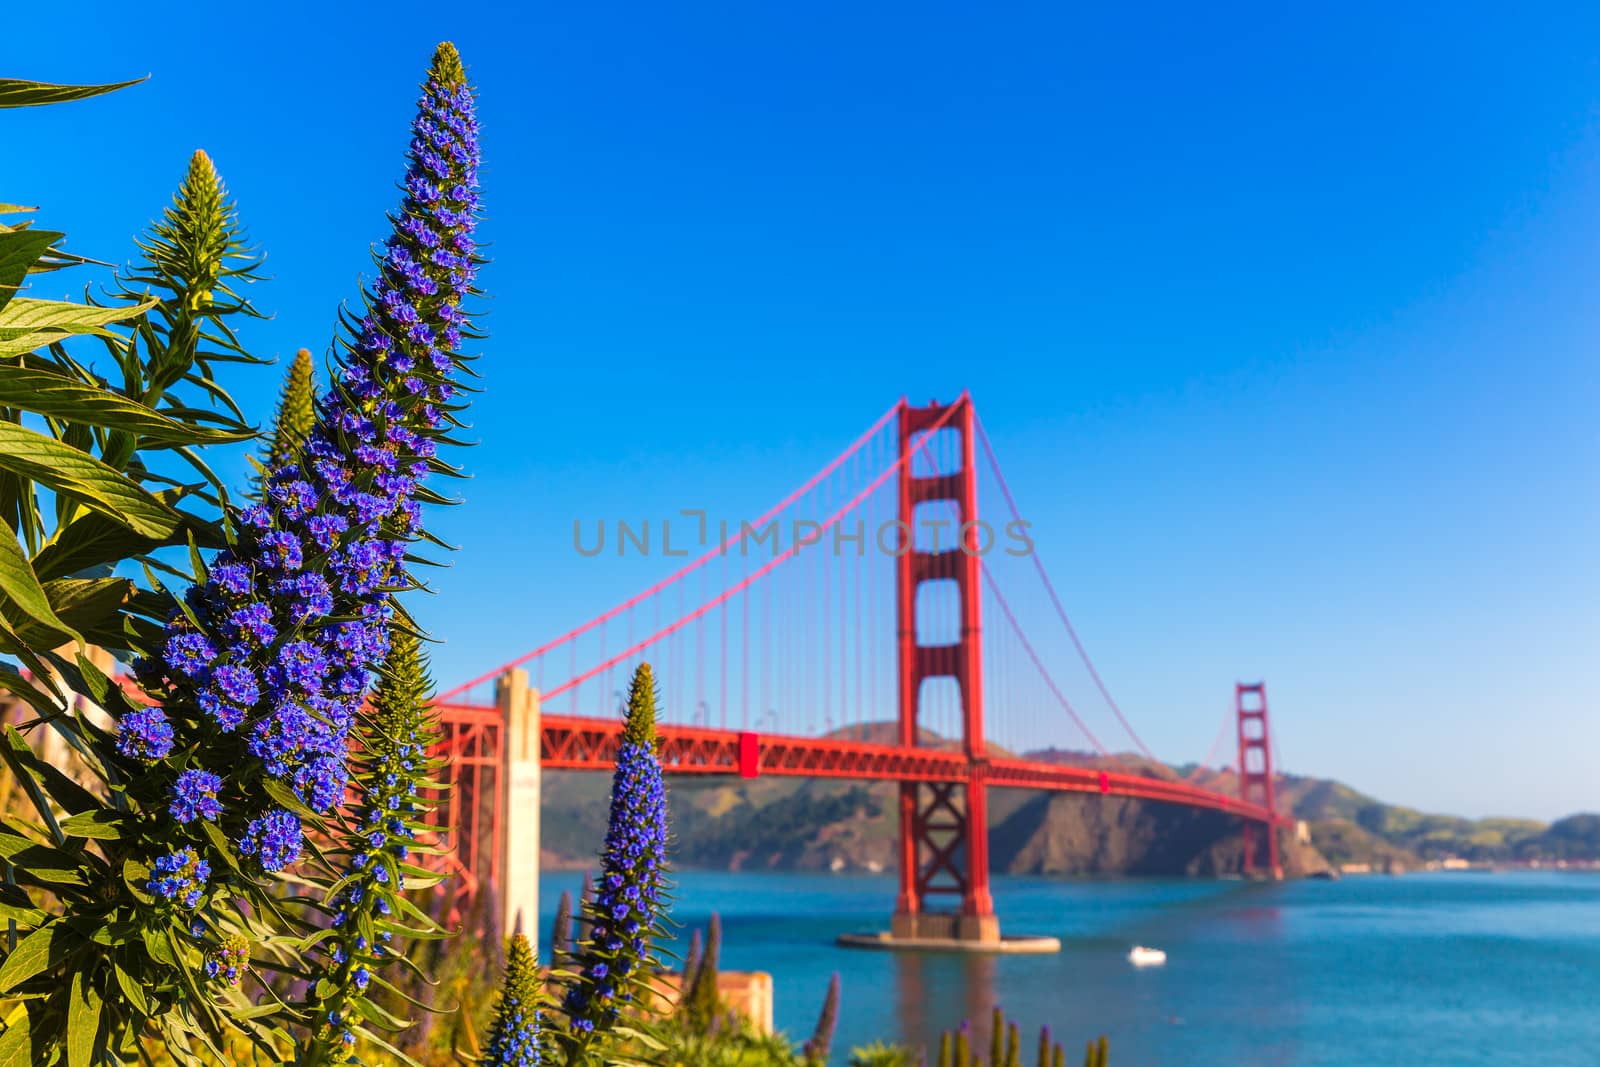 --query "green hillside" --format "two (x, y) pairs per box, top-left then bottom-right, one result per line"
(539, 725), (1599, 875)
